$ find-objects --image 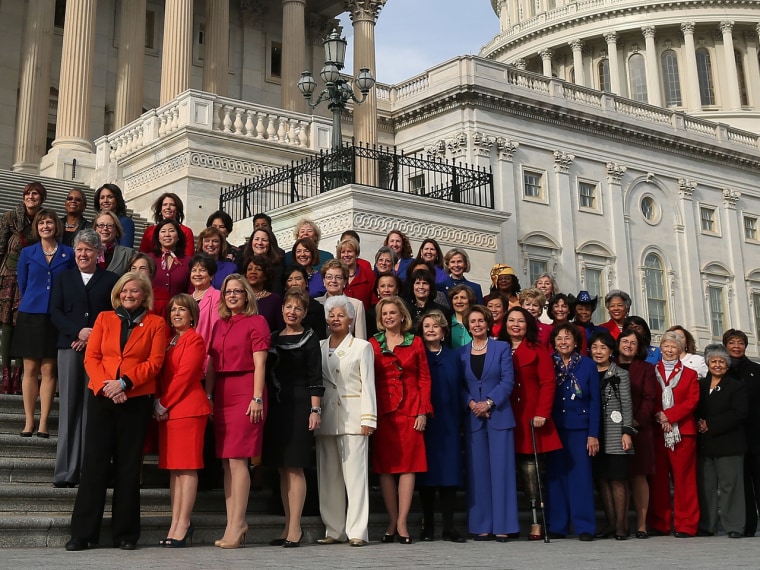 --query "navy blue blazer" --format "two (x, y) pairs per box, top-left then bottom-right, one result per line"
(551, 354), (601, 438)
(50, 267), (120, 348)
(17, 242), (75, 314)
(459, 340), (515, 432)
